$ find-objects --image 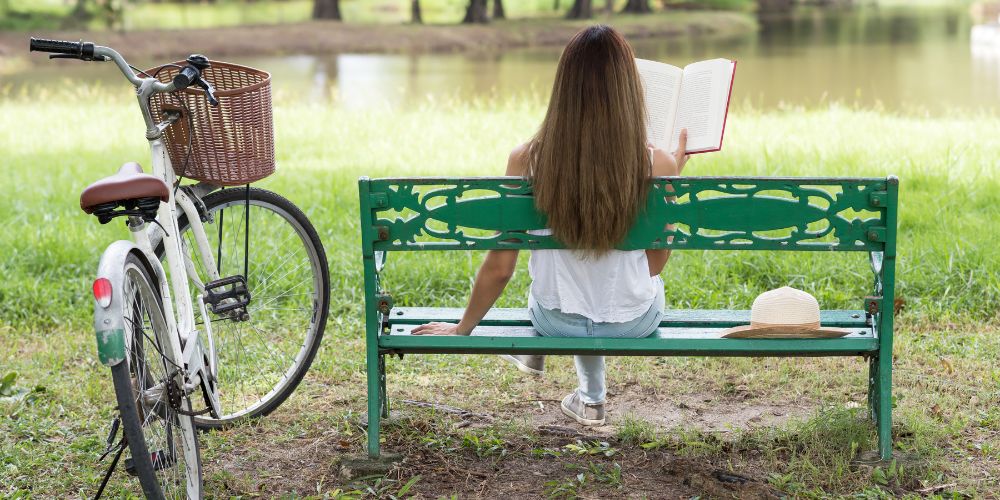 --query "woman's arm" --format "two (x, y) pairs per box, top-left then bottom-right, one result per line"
(412, 249), (519, 336)
(646, 129), (689, 276)
(412, 146), (529, 336)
